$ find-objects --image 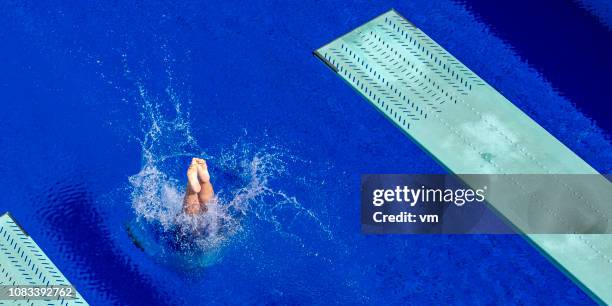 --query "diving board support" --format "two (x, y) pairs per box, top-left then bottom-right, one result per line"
(0, 212), (88, 305)
(315, 9), (612, 304)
